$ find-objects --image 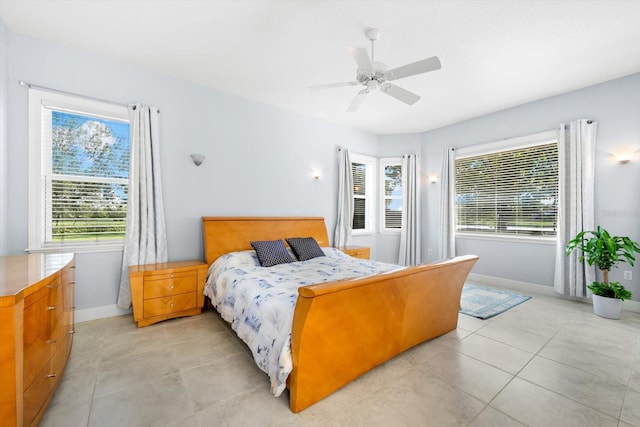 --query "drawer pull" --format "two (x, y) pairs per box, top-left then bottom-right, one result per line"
(47, 339), (57, 344)
(47, 306), (57, 311)
(170, 303), (174, 307)
(69, 330), (76, 334)
(70, 306), (77, 309)
(47, 284), (59, 289)
(47, 373), (57, 378)
(170, 285), (174, 289)
(69, 281), (76, 285)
